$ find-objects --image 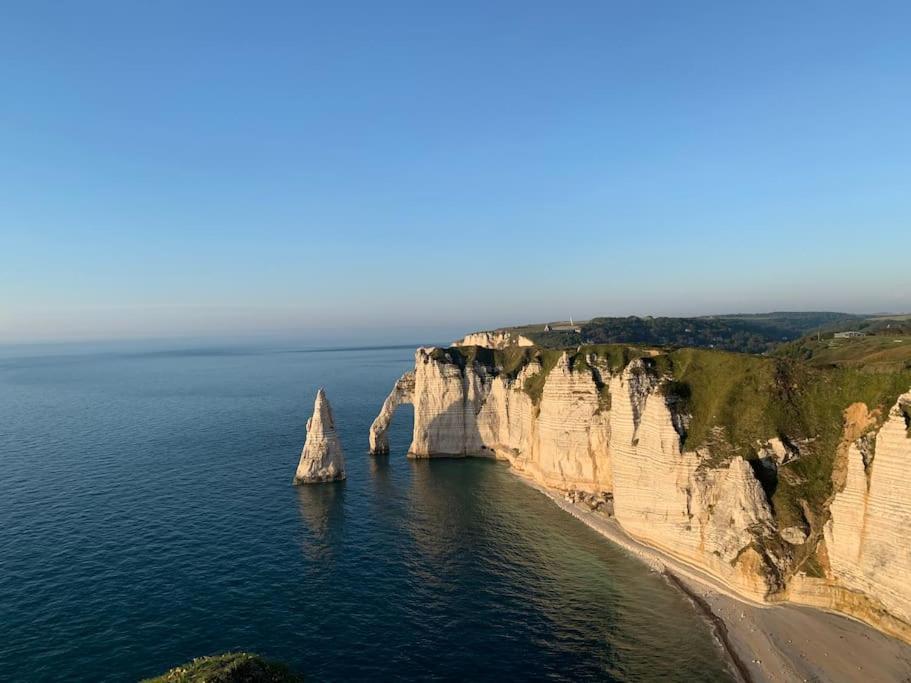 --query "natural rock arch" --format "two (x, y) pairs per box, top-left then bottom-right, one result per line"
(368, 370), (415, 455)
